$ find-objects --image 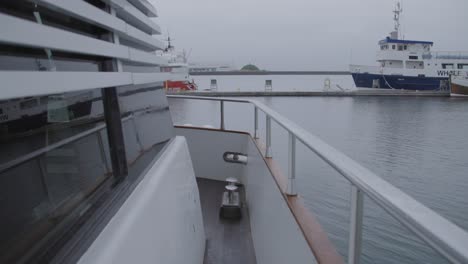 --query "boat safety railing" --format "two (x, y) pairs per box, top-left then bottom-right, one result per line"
(348, 64), (379, 73)
(433, 51), (468, 60)
(167, 95), (468, 264)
